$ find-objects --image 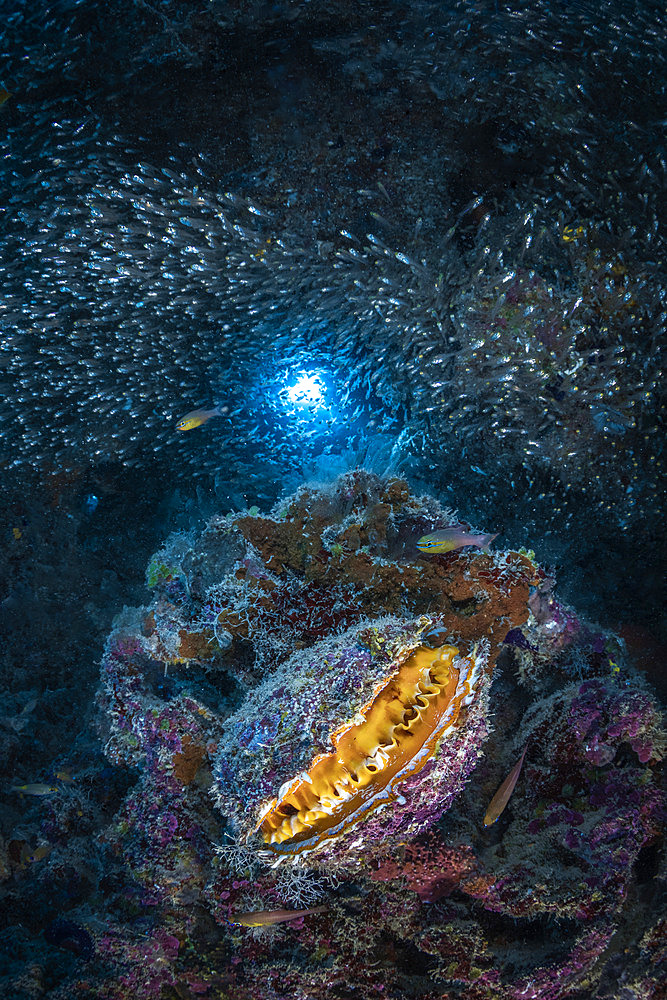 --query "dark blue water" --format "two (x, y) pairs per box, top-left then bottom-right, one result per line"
(0, 3), (664, 998)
